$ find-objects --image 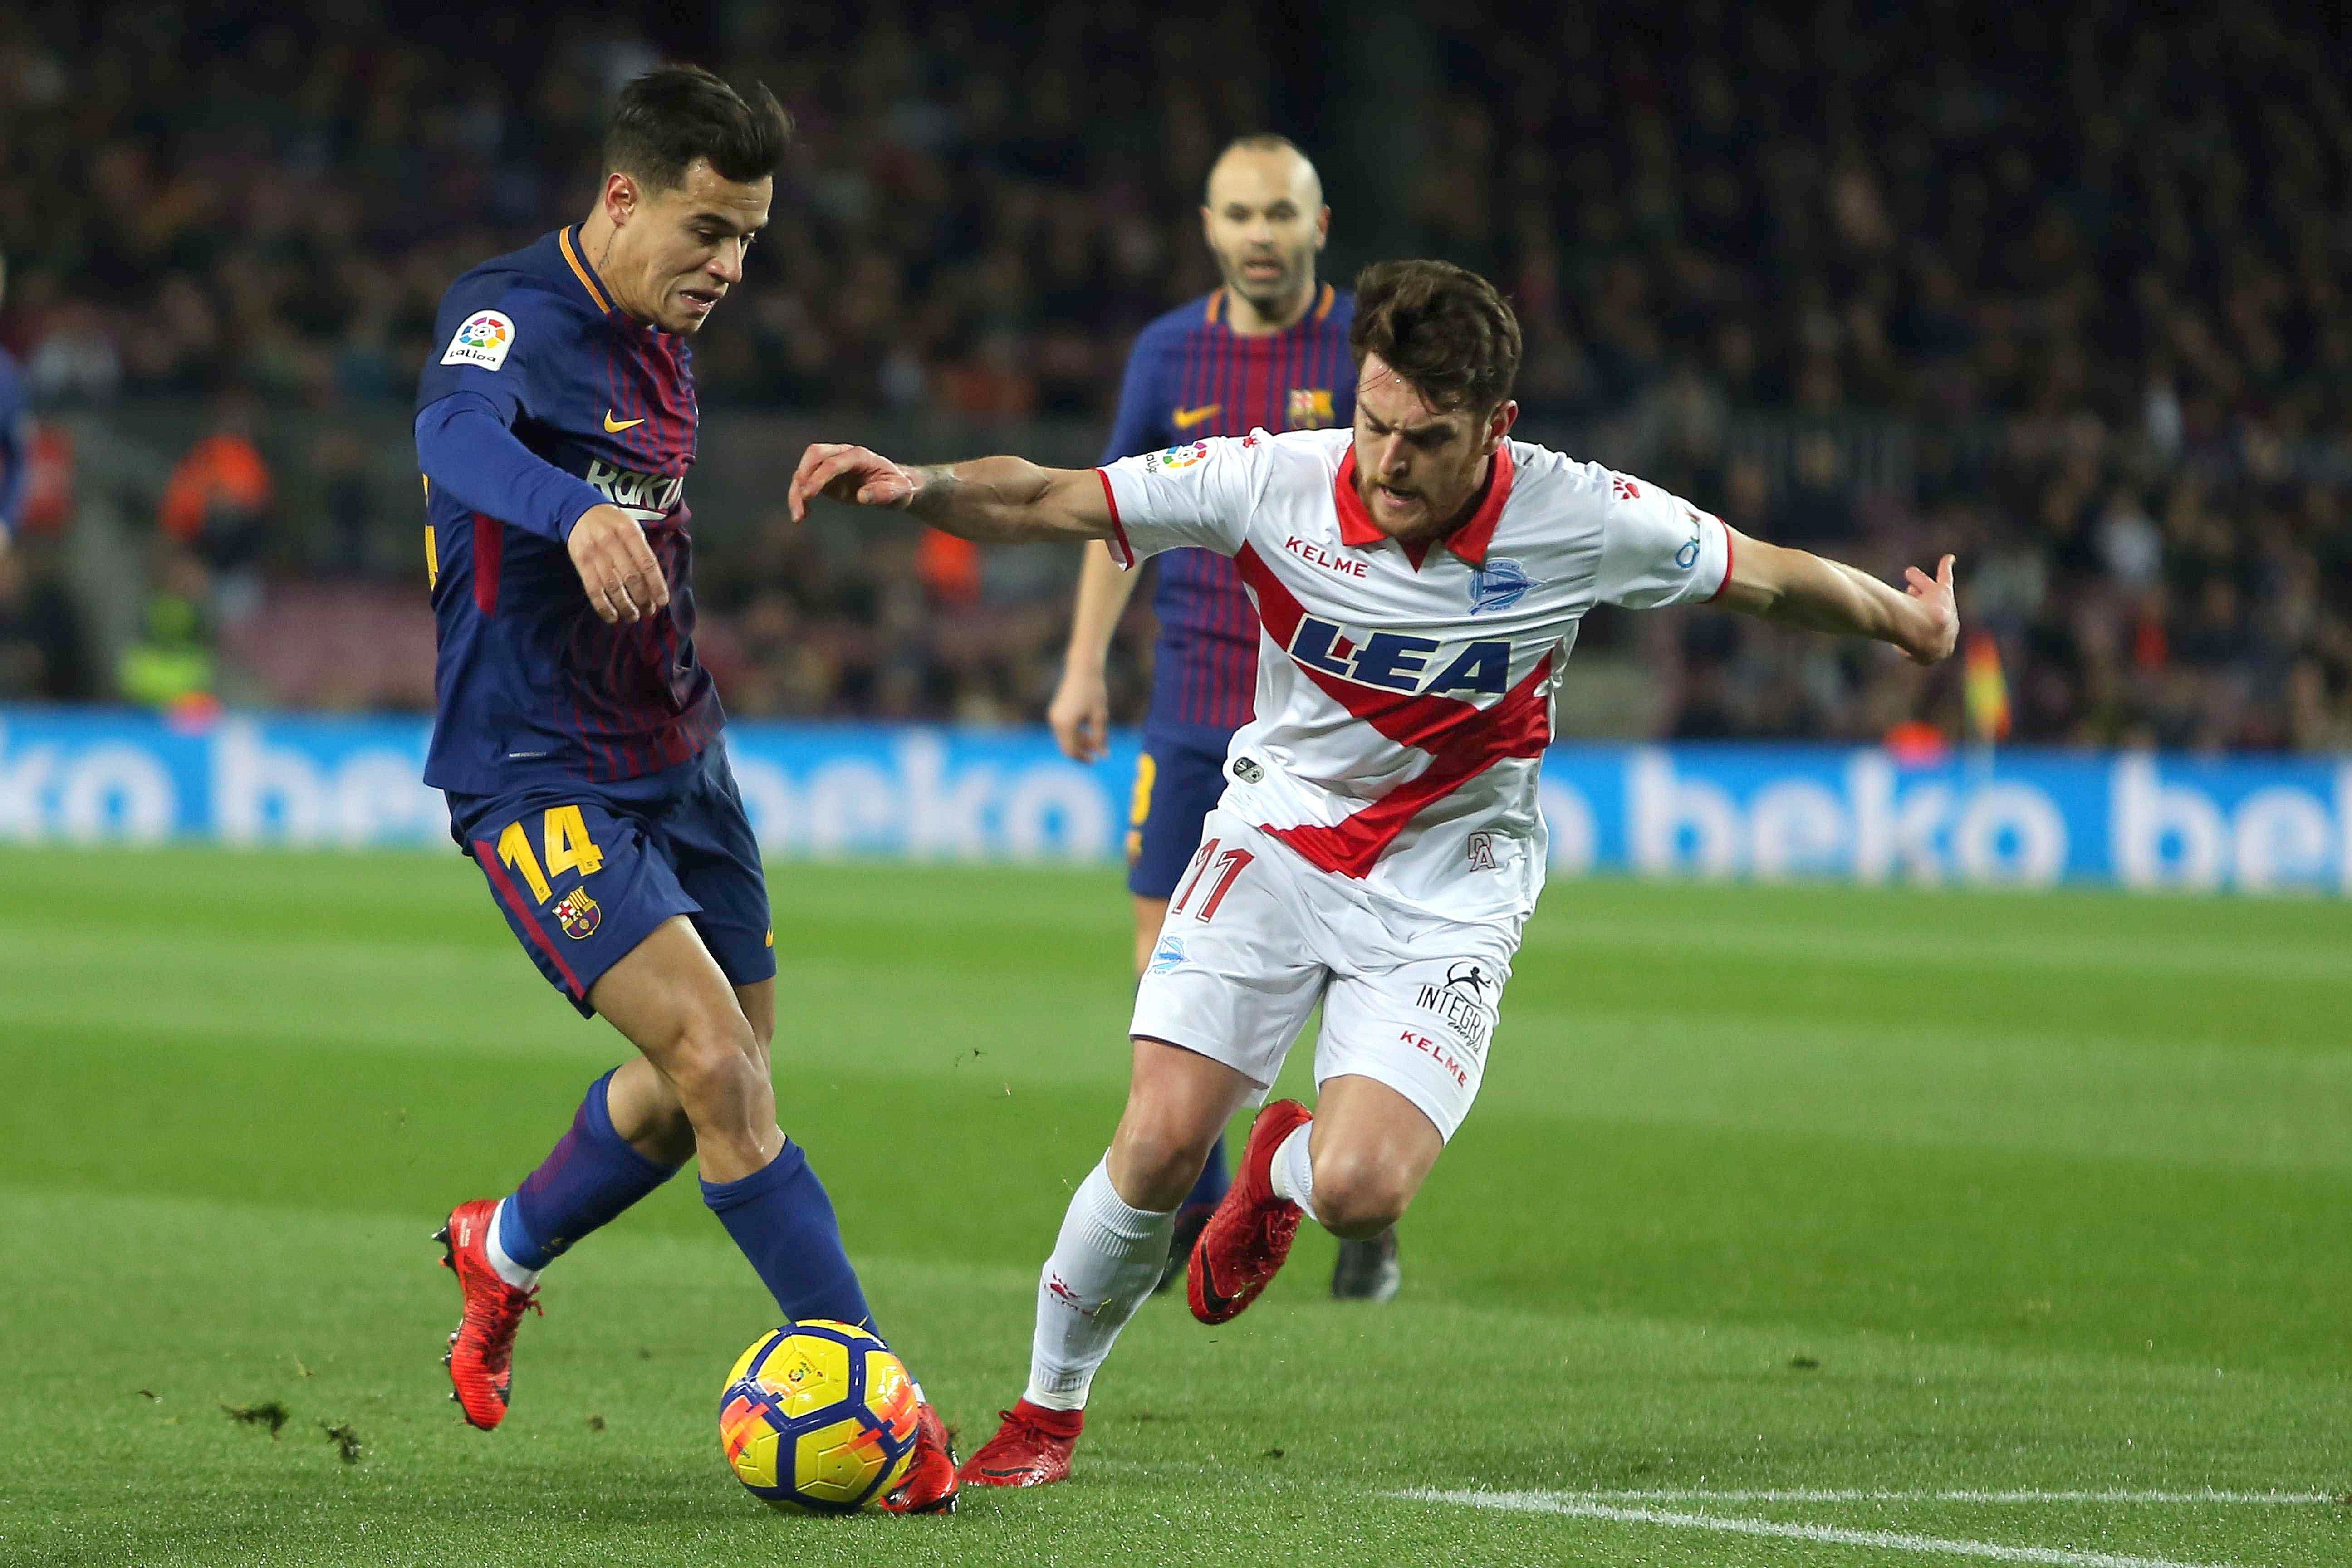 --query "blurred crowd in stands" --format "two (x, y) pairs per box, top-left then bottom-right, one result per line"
(1, 1), (2348, 752)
